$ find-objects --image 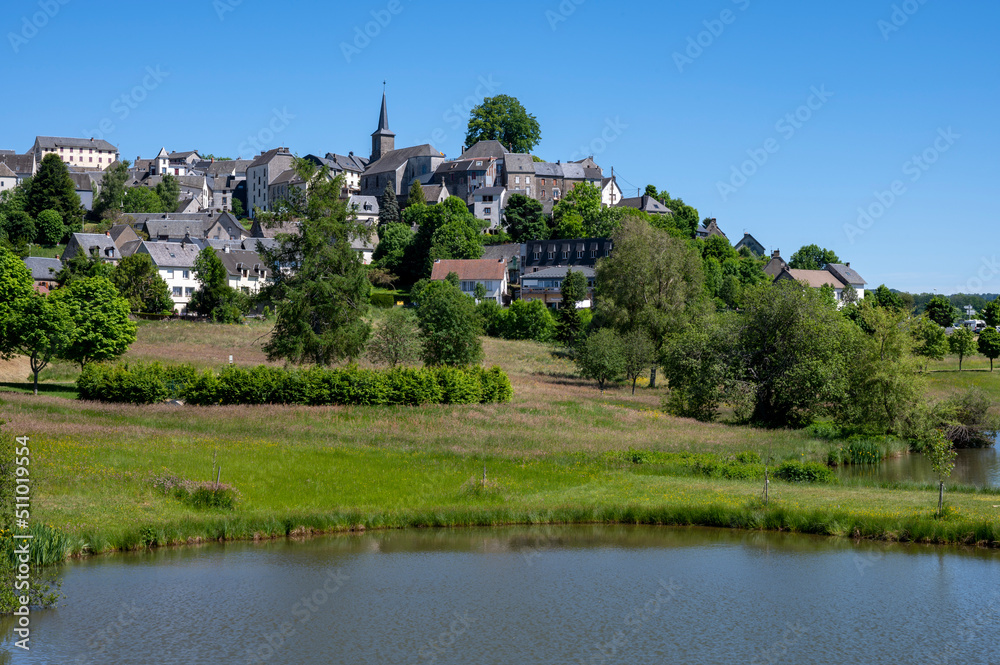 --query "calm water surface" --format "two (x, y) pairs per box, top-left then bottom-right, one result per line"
(839, 447), (1000, 486)
(5, 525), (1000, 665)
